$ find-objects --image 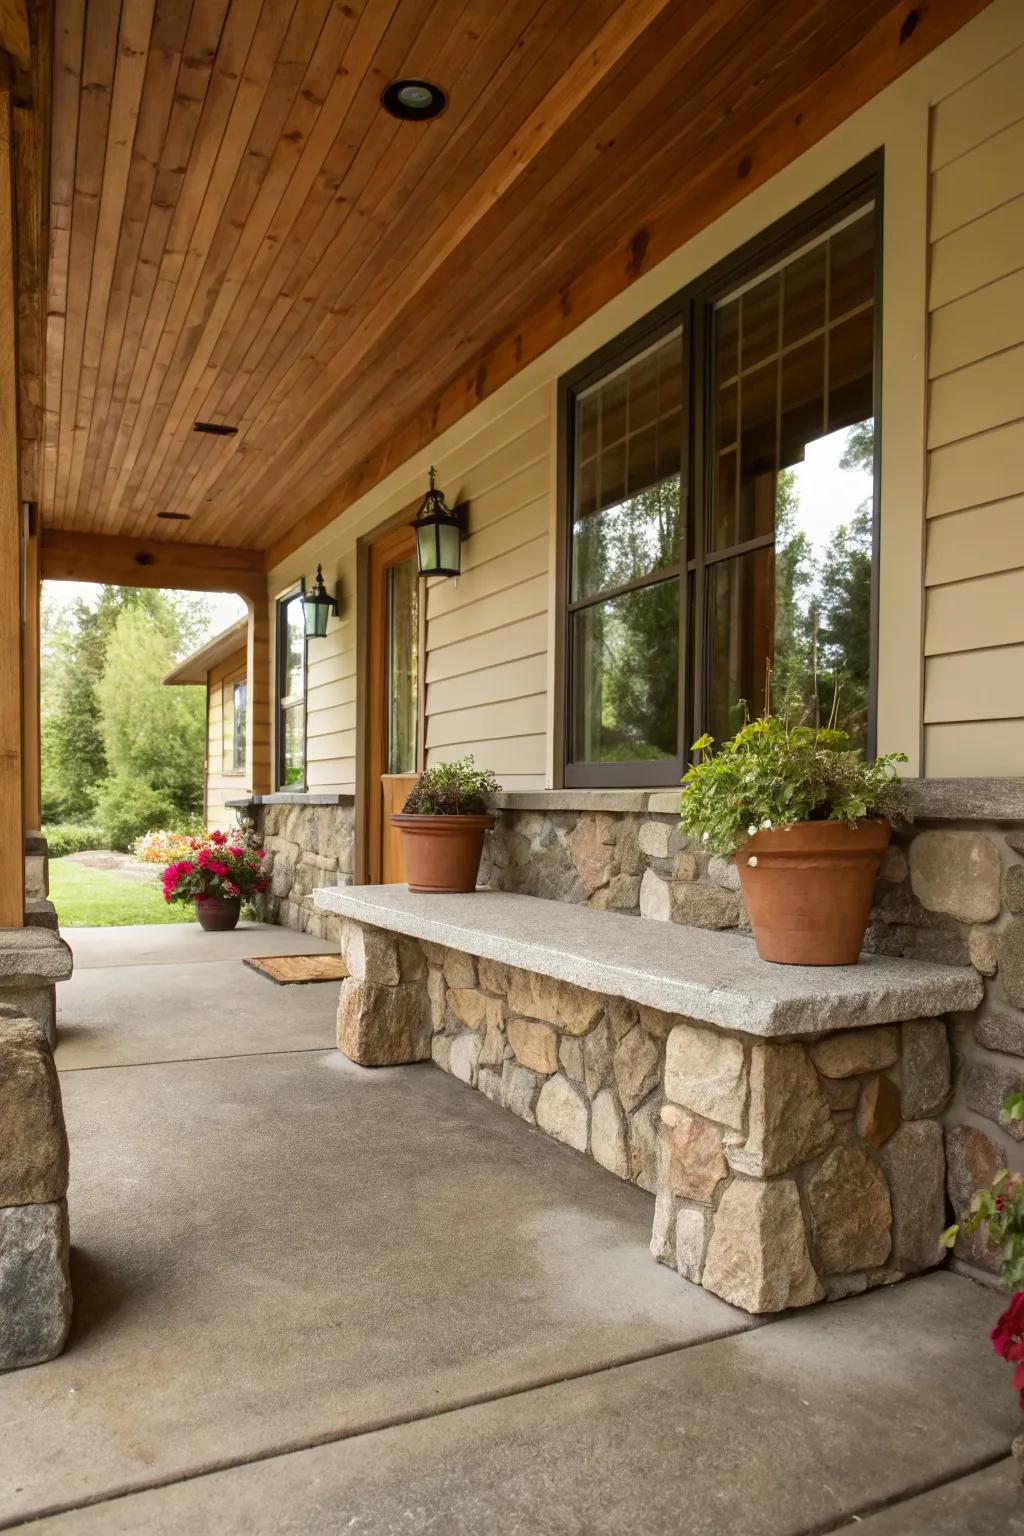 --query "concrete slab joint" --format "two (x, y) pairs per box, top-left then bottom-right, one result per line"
(330, 907), (954, 1317)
